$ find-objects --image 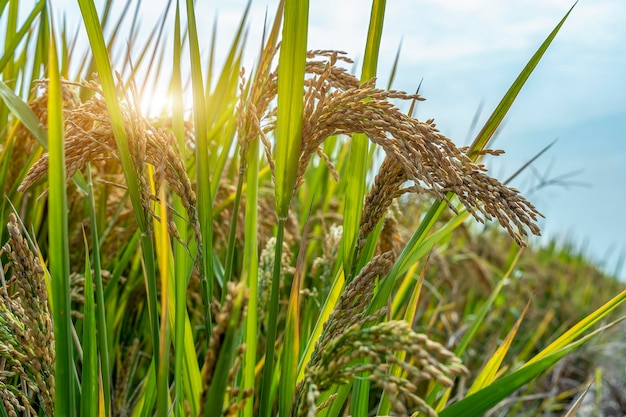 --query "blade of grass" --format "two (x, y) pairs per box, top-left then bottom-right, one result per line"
(273, 0), (308, 219)
(439, 319), (621, 417)
(386, 38), (402, 90)
(241, 134), (260, 417)
(280, 205), (312, 417)
(343, 0), (386, 280)
(47, 22), (76, 417)
(76, 2), (162, 415)
(0, 0), (45, 73)
(241, 7), (284, 415)
(296, 267), (345, 383)
(518, 309), (555, 362)
(524, 289), (626, 367)
(81, 234), (98, 417)
(259, 218), (286, 417)
(467, 300), (531, 395)
(208, 1), (250, 198)
(33, 4), (50, 85)
(468, 3), (576, 159)
(0, 0), (17, 124)
(428, 245), (523, 411)
(155, 183), (172, 417)
(185, 0), (214, 338)
(85, 165), (112, 417)
(0, 79), (48, 147)
(171, 4), (192, 416)
(260, 1), (309, 415)
(563, 383), (592, 417)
